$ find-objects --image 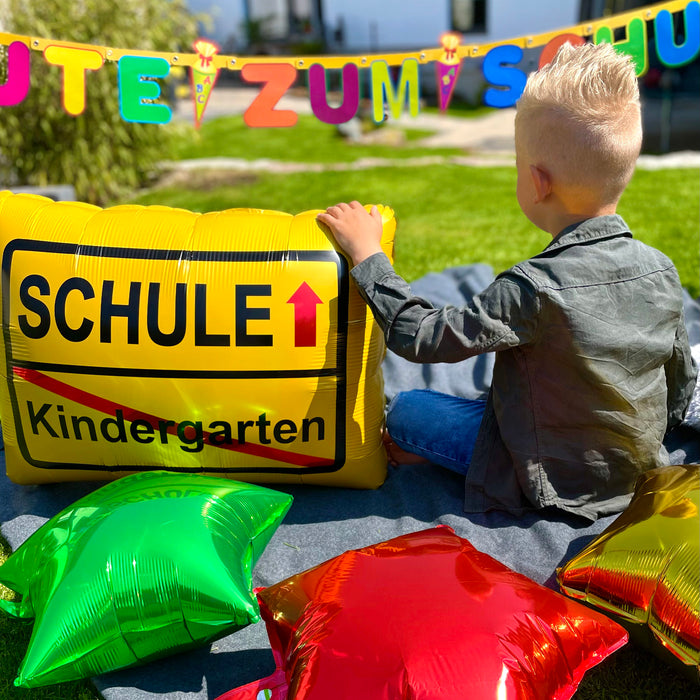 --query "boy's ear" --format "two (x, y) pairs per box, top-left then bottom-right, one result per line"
(529, 164), (552, 203)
